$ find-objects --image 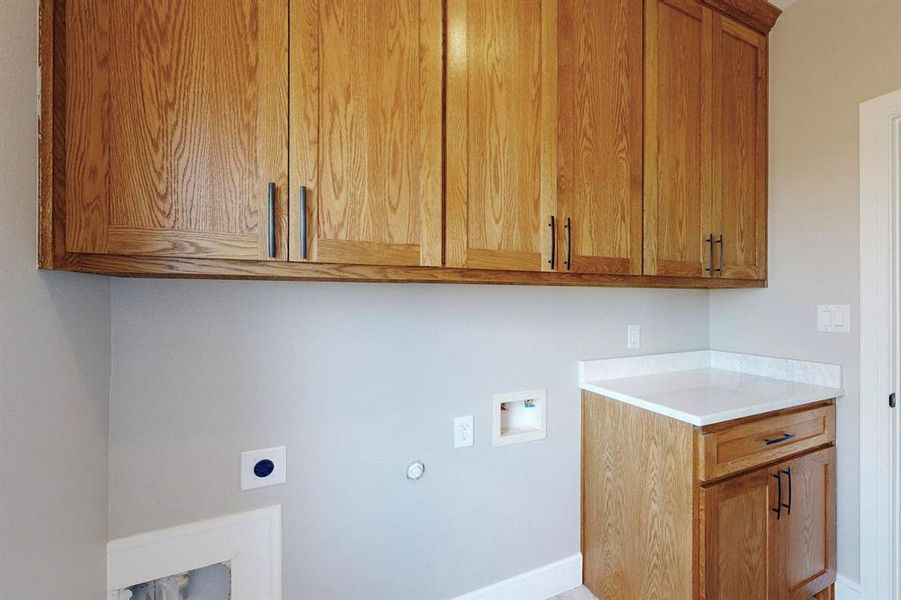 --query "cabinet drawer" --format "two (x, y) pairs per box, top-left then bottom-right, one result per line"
(697, 404), (835, 481)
